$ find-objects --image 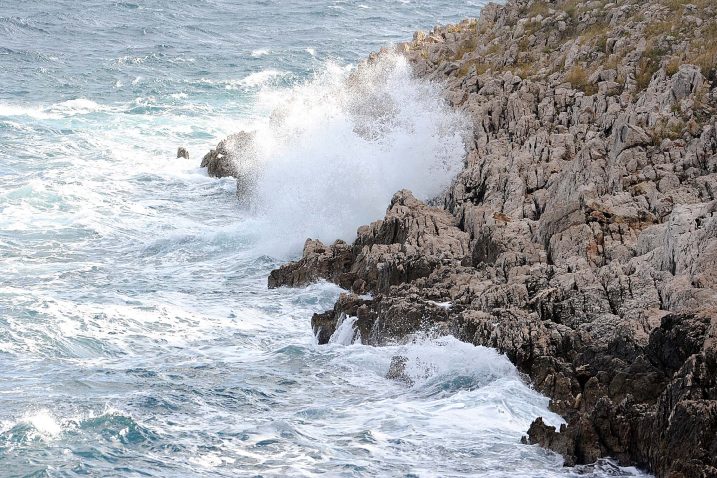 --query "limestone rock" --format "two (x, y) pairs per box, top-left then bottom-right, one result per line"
(270, 0), (717, 475)
(268, 239), (355, 290)
(269, 189), (470, 294)
(201, 132), (259, 195)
